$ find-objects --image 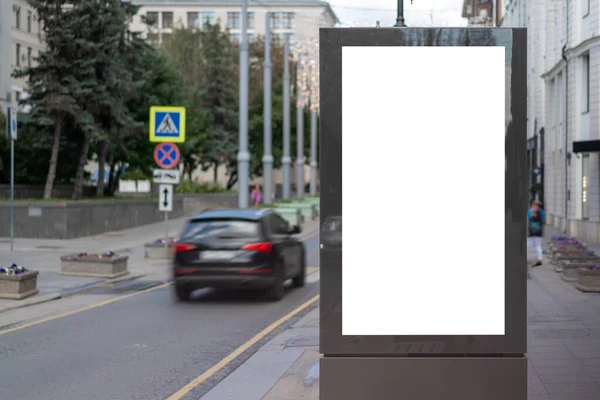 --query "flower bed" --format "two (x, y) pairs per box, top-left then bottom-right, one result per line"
(0, 264), (39, 300)
(144, 237), (177, 259)
(60, 252), (129, 279)
(575, 265), (600, 293)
